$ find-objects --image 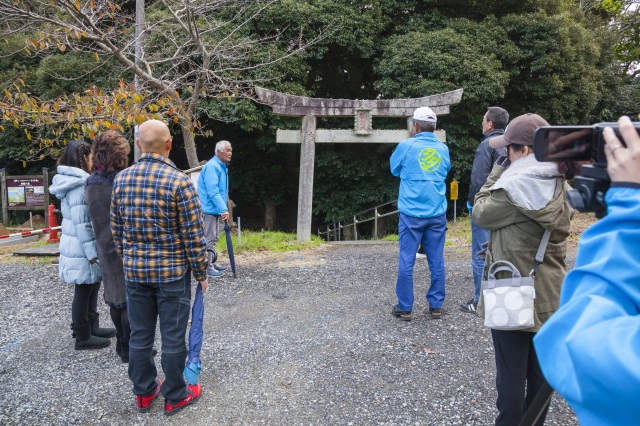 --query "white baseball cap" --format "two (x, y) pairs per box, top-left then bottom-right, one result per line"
(413, 107), (437, 123)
